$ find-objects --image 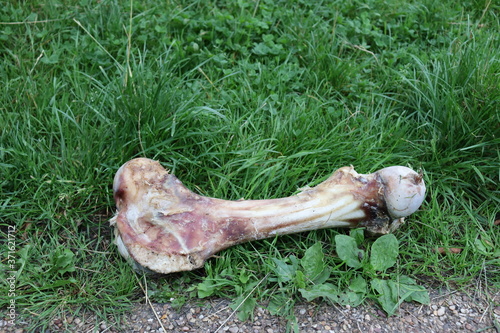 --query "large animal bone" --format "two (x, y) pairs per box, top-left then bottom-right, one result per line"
(110, 158), (425, 274)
